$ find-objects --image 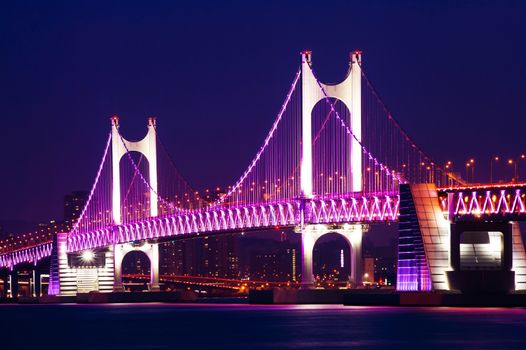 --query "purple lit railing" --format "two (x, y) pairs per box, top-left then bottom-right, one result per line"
(67, 193), (400, 252)
(0, 242), (53, 269)
(438, 184), (526, 217)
